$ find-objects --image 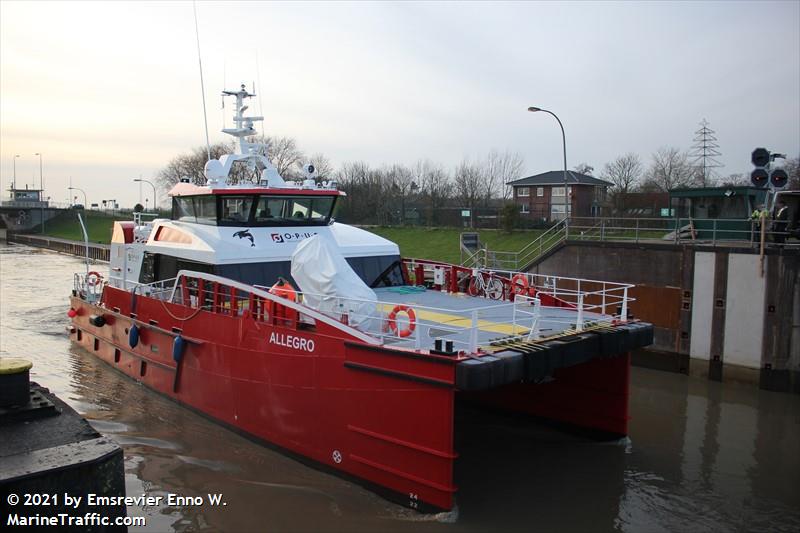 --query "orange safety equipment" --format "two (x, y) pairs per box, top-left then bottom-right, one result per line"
(269, 278), (297, 302)
(388, 304), (417, 338)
